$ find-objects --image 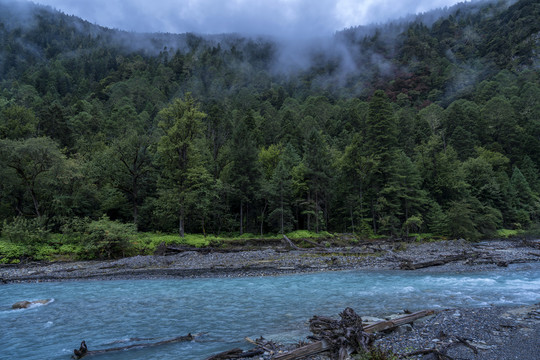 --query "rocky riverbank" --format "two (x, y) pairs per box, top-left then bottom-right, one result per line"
(252, 303), (540, 360)
(0, 238), (539, 283)
(374, 303), (540, 360)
